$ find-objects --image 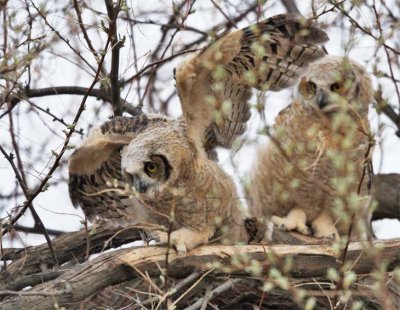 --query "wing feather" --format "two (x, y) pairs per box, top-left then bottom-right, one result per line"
(176, 14), (328, 154)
